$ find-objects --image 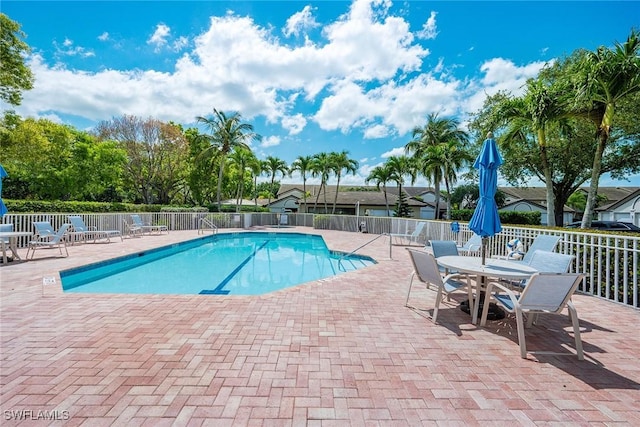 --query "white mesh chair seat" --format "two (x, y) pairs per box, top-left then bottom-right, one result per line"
(481, 272), (585, 360)
(405, 248), (474, 324)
